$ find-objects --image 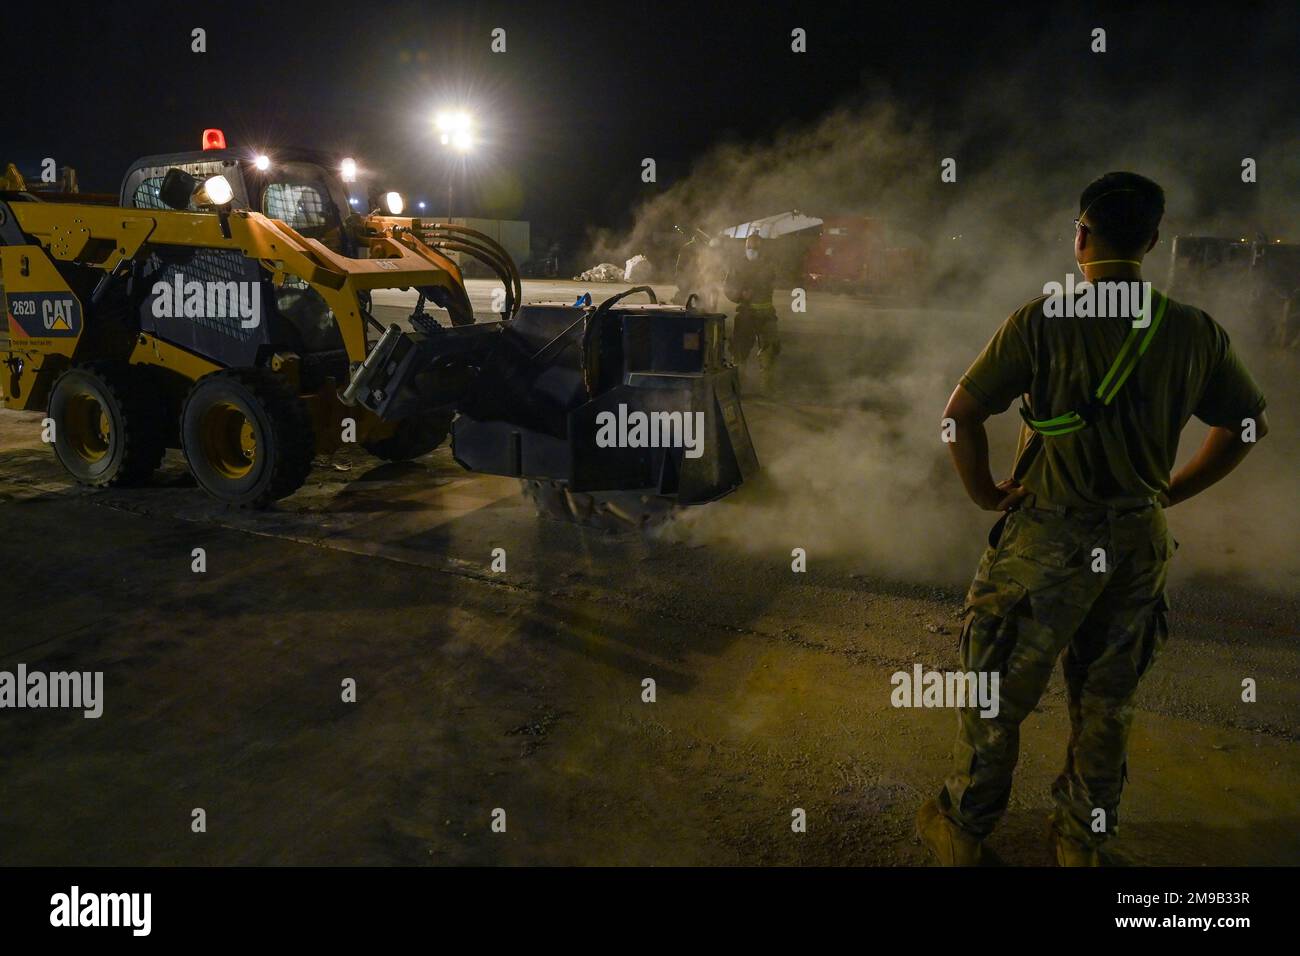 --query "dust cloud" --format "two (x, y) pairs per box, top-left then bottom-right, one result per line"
(619, 75), (1298, 592)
